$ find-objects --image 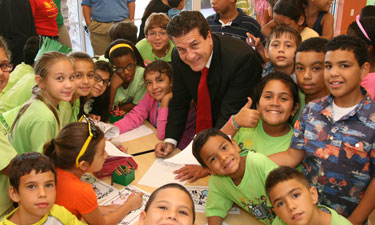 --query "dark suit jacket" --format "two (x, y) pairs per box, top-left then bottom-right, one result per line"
(166, 33), (262, 143)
